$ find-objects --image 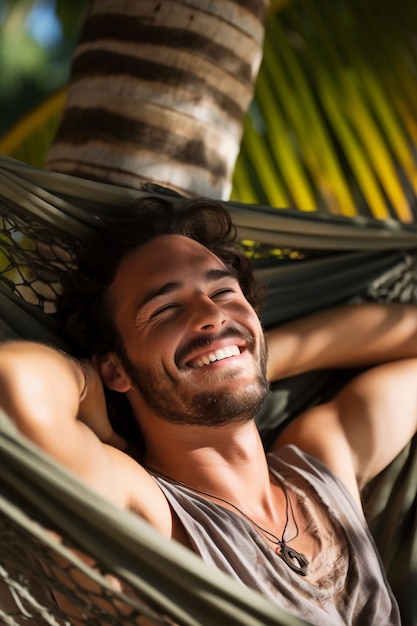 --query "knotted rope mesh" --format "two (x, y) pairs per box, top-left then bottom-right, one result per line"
(0, 511), (169, 626)
(0, 201), (76, 313)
